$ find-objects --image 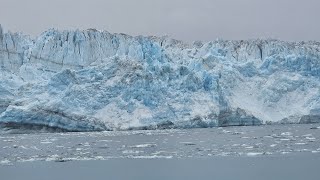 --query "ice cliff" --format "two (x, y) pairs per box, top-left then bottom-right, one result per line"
(0, 24), (320, 131)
